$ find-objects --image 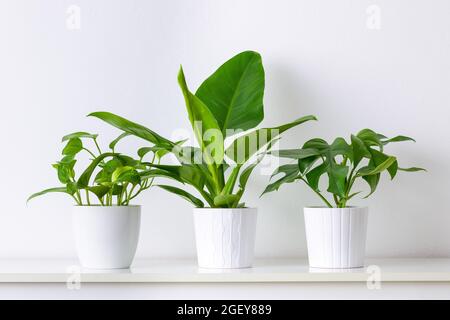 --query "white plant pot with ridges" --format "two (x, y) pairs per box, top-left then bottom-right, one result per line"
(193, 208), (257, 269)
(72, 205), (141, 269)
(304, 207), (368, 269)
